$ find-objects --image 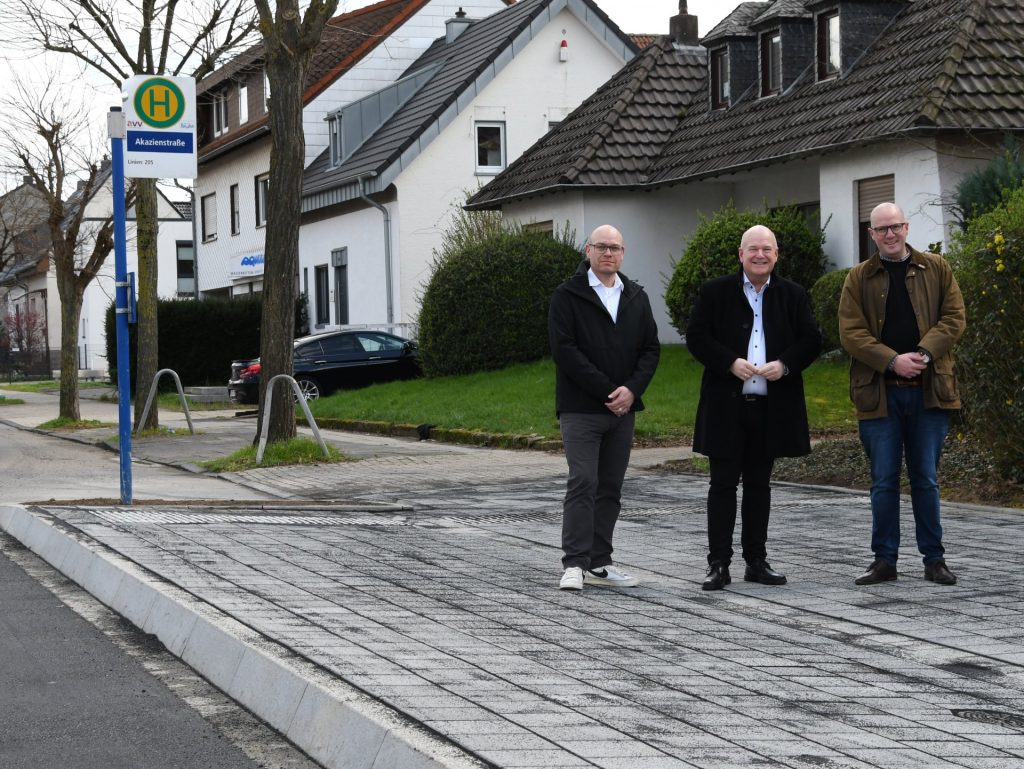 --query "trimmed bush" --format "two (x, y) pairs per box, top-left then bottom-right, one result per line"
(418, 218), (582, 377)
(810, 268), (850, 354)
(946, 186), (1024, 482)
(664, 202), (827, 336)
(953, 136), (1024, 229)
